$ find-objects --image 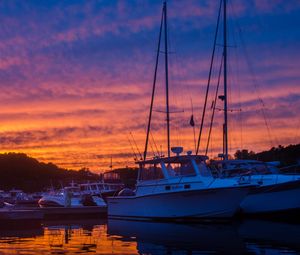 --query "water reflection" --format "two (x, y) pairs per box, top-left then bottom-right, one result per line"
(108, 219), (246, 254)
(239, 219), (300, 254)
(0, 219), (137, 255)
(0, 218), (299, 254)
